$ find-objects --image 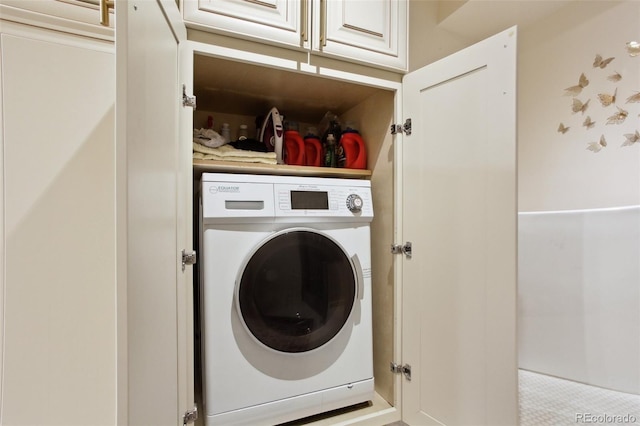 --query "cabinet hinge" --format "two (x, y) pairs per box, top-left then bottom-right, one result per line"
(182, 84), (196, 109)
(390, 362), (412, 381)
(182, 249), (197, 271)
(182, 405), (198, 425)
(391, 241), (412, 259)
(390, 118), (411, 135)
